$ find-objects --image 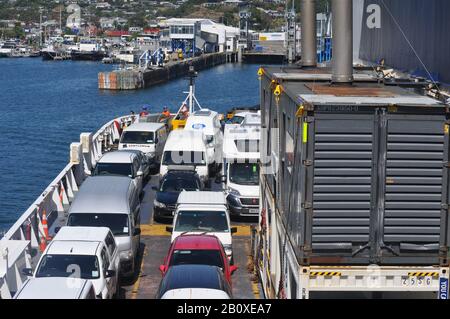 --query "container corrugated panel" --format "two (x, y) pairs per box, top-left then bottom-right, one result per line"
(312, 113), (376, 255)
(383, 114), (446, 253)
